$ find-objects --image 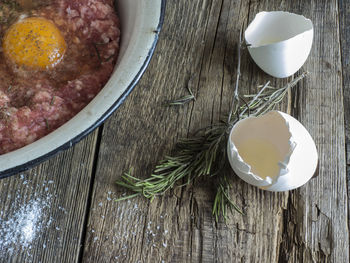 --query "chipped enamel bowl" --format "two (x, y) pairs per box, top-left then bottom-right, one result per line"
(245, 11), (313, 78)
(227, 111), (318, 191)
(0, 0), (166, 178)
